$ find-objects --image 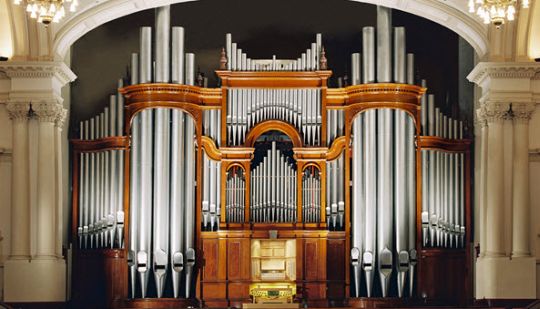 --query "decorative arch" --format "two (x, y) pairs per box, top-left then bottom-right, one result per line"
(51, 0), (490, 60)
(244, 120), (303, 148)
